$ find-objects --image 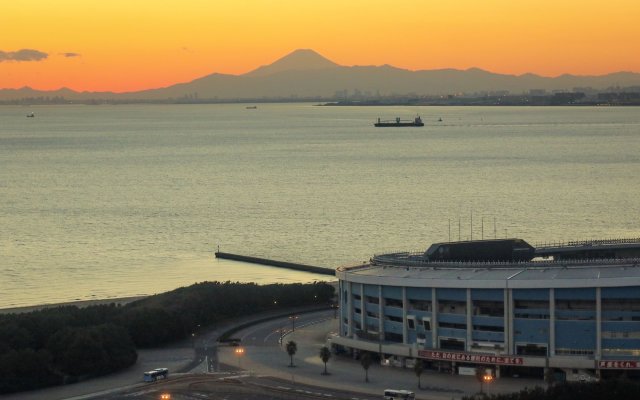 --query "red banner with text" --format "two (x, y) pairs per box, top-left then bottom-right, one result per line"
(418, 350), (524, 365)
